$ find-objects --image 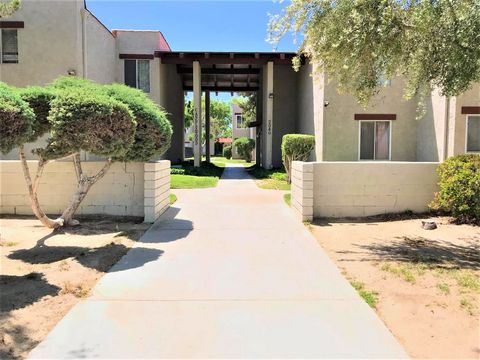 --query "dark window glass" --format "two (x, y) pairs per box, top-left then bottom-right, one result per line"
(467, 115), (480, 152)
(360, 122), (375, 160)
(137, 60), (150, 93)
(124, 60), (136, 88)
(2, 29), (18, 63)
